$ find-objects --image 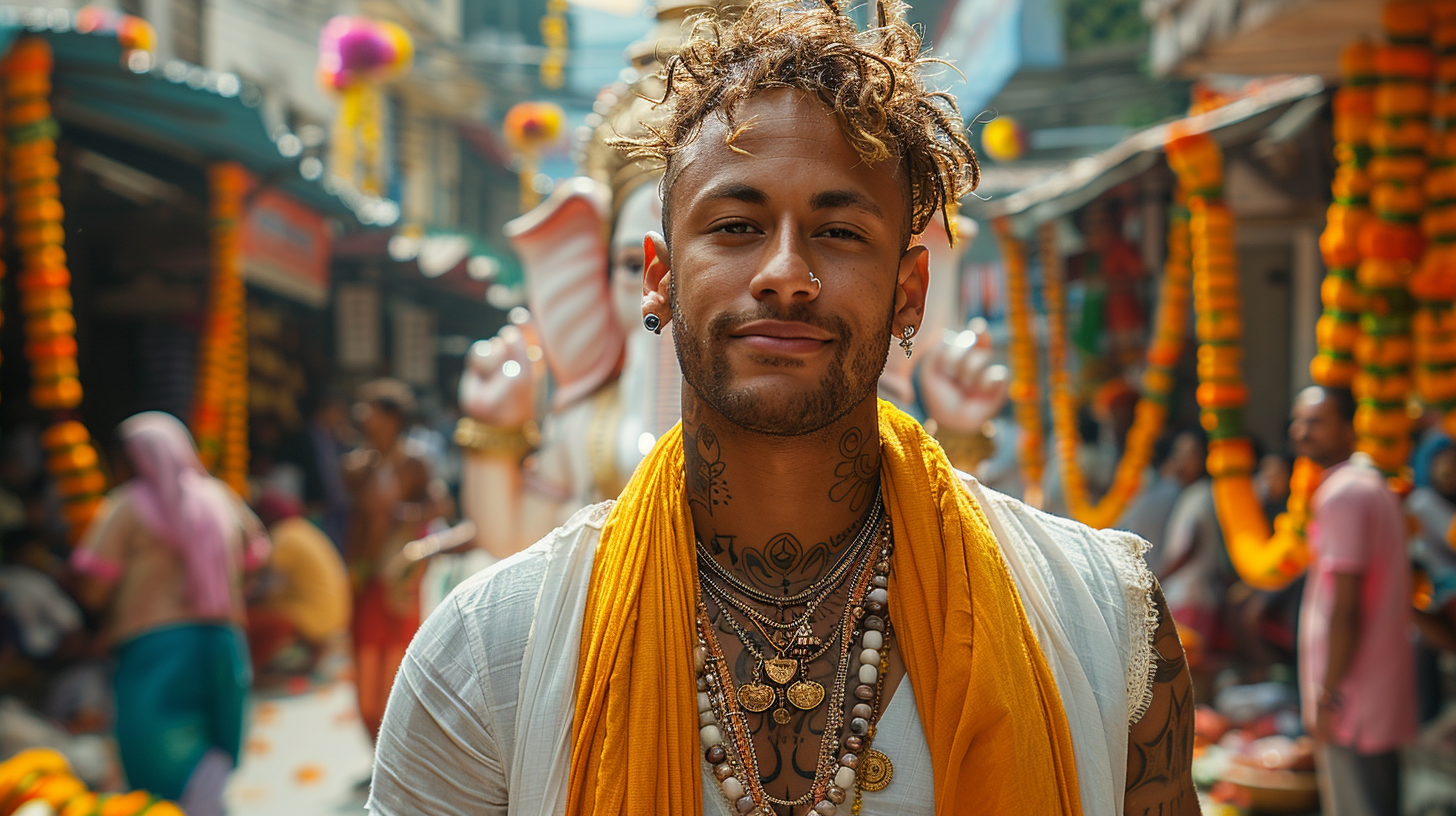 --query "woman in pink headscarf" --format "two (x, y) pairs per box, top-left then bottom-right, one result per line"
(71, 412), (268, 816)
